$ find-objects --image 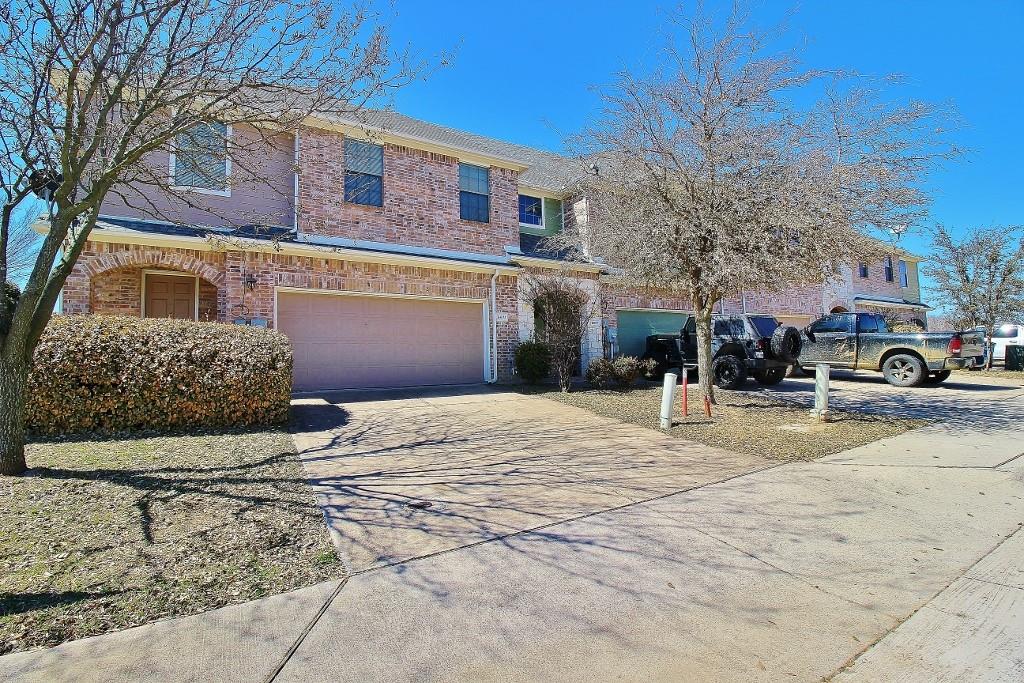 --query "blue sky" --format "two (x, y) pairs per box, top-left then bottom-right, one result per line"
(379, 0), (1024, 262)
